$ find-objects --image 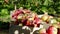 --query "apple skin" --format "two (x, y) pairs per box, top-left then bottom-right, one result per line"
(39, 28), (47, 34)
(46, 16), (53, 23)
(47, 26), (57, 34)
(41, 14), (49, 22)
